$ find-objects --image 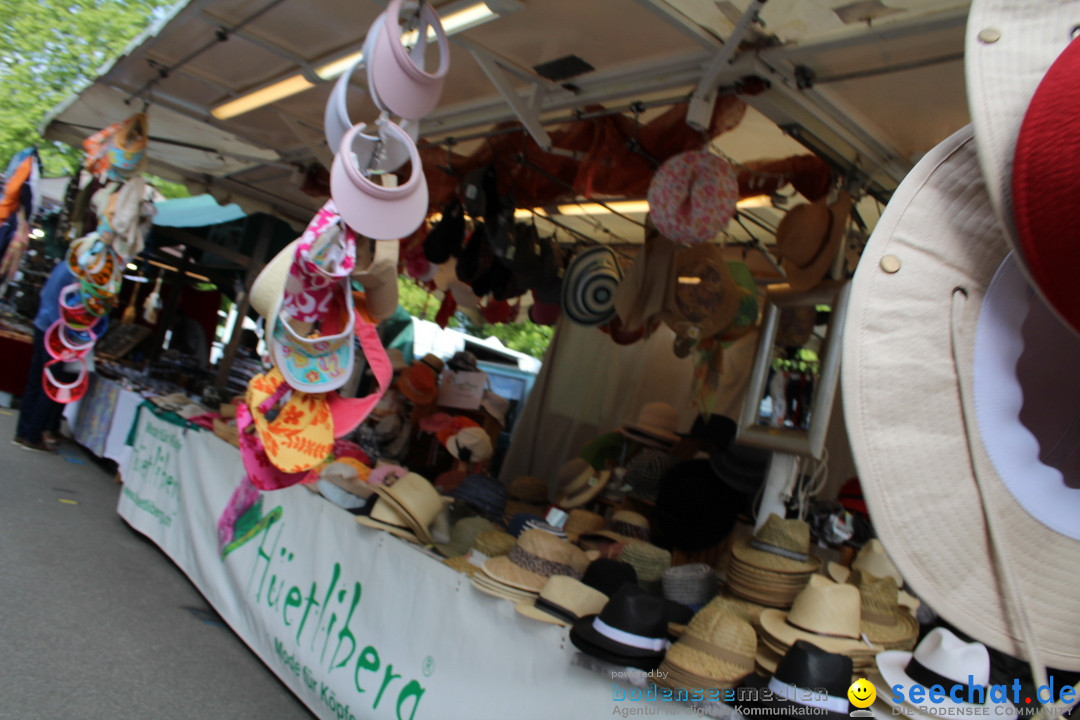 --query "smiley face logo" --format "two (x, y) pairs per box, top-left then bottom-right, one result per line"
(848, 678), (877, 709)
